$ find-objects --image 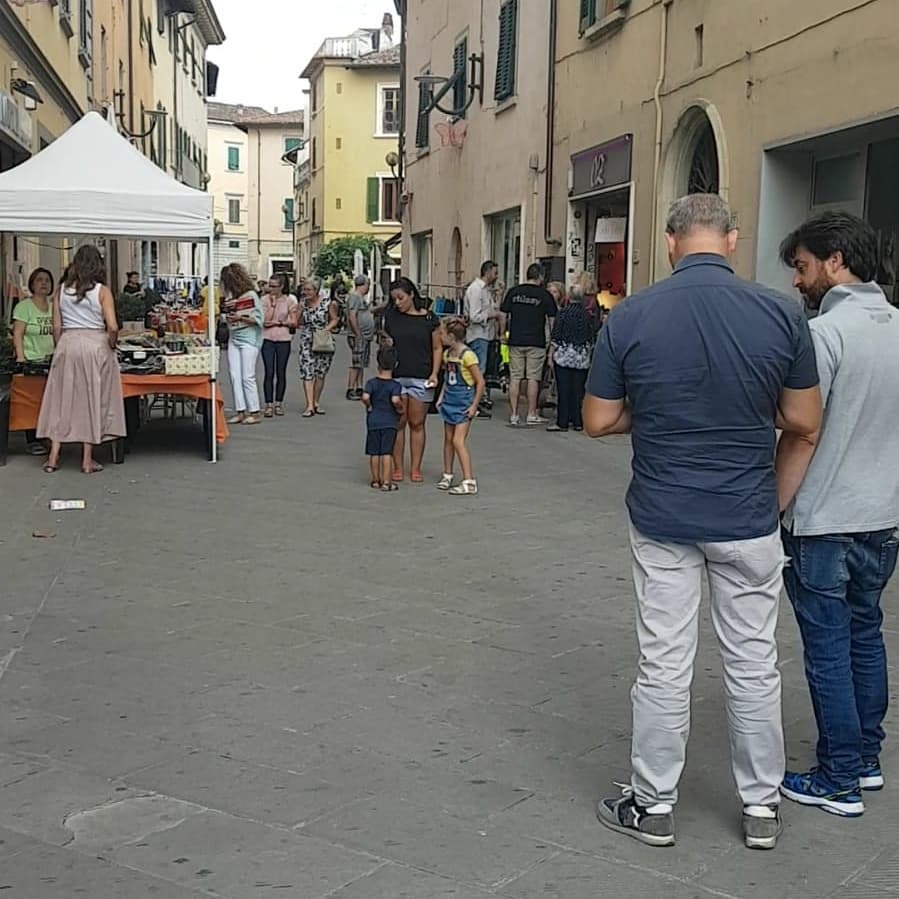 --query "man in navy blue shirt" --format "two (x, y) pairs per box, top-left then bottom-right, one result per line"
(585, 194), (821, 851)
